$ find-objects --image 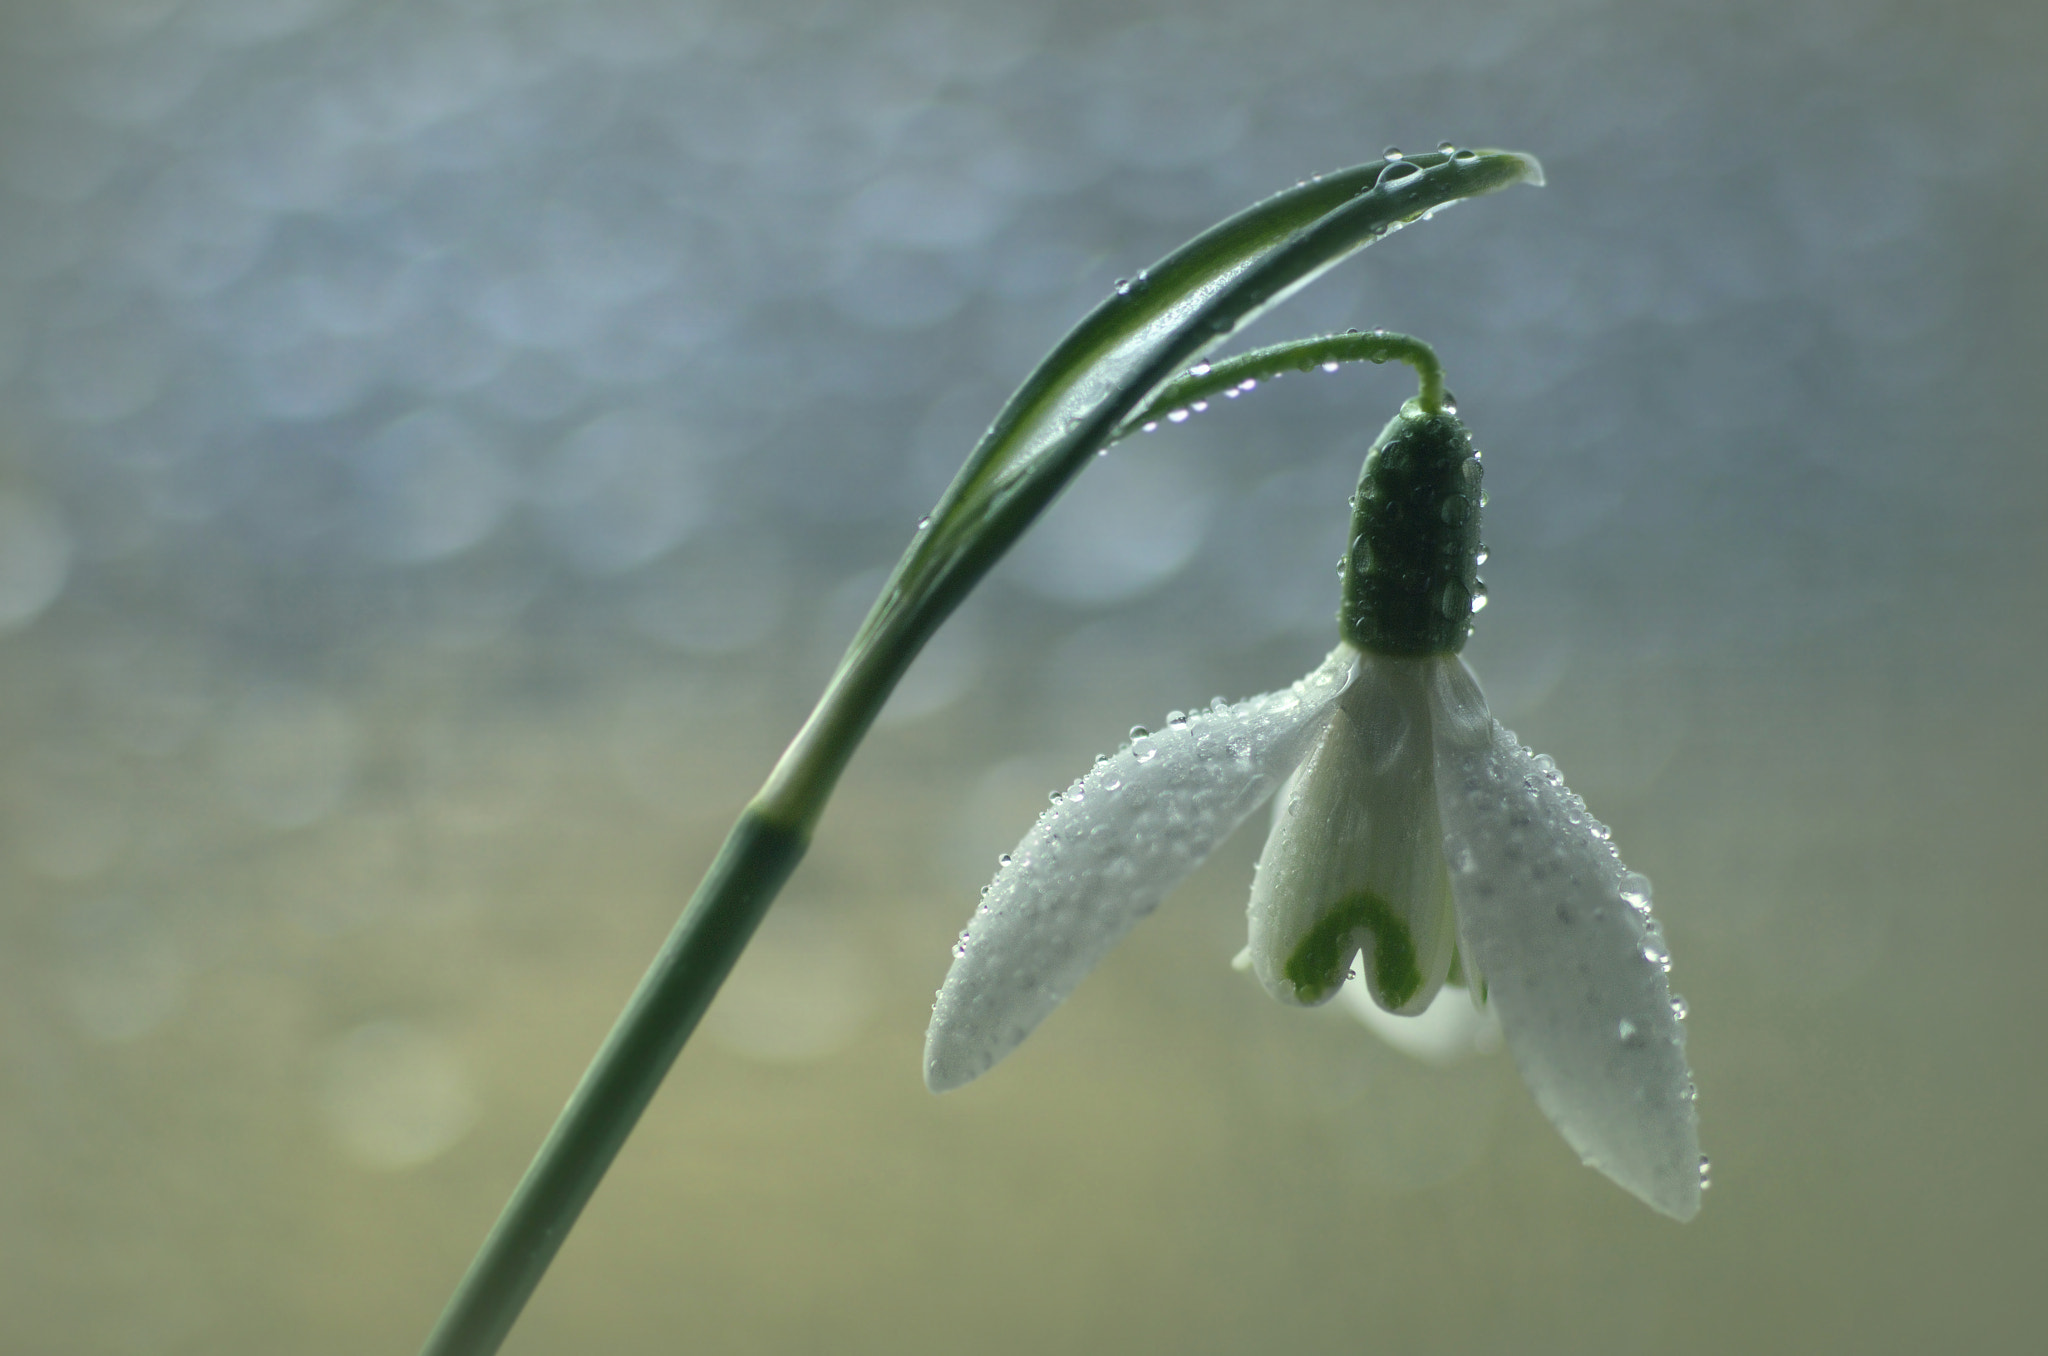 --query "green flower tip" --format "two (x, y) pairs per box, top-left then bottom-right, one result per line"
(1339, 403), (1486, 657)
